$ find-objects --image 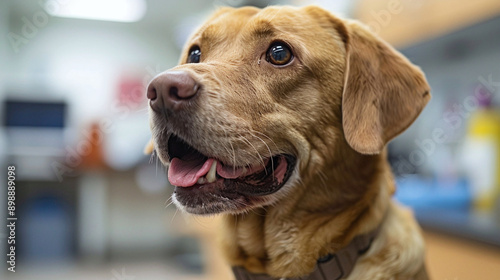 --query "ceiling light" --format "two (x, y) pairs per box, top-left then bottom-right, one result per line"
(44, 0), (146, 23)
